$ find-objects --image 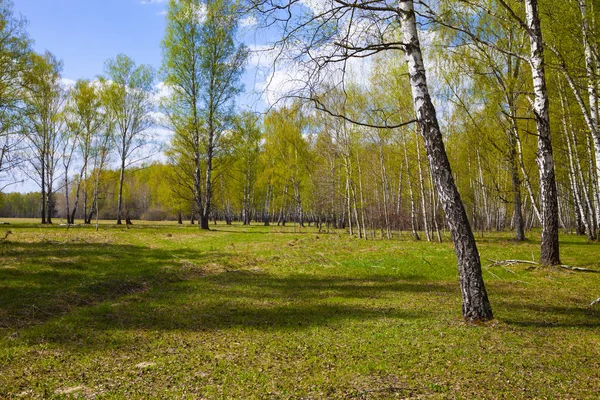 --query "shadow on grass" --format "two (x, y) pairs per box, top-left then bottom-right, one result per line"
(0, 240), (191, 330)
(497, 301), (600, 328)
(2, 237), (599, 351)
(0, 240), (445, 339)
